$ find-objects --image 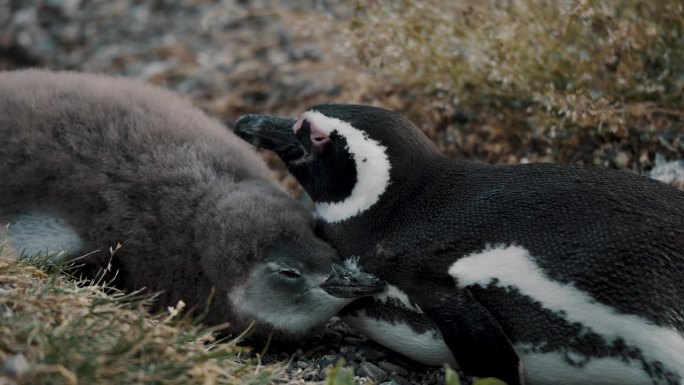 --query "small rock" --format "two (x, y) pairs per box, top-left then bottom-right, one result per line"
(343, 336), (364, 344)
(300, 367), (319, 381)
(614, 152), (630, 168)
(316, 354), (340, 368)
(316, 369), (328, 381)
(323, 329), (343, 341)
(357, 362), (388, 383)
(378, 361), (409, 377)
(1, 353), (29, 378)
(277, 352), (290, 361)
(358, 347), (385, 361)
(389, 374), (409, 385)
(13, 8), (38, 26)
